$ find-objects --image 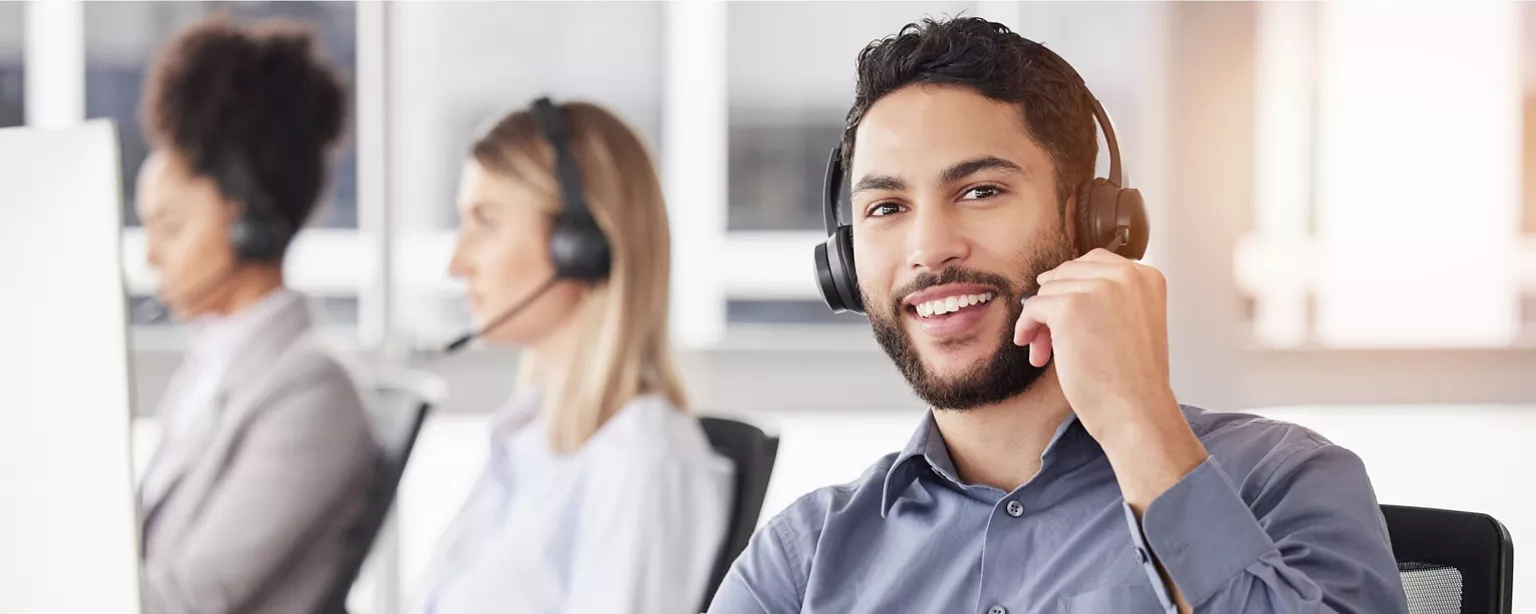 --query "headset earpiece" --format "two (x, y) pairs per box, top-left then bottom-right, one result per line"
(813, 147), (865, 315)
(1114, 185), (1148, 259)
(1076, 177), (1148, 260)
(531, 97), (612, 285)
(229, 214), (289, 263)
(549, 212), (612, 282)
(222, 151), (293, 263)
(1076, 84), (1150, 261)
(814, 224), (863, 314)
